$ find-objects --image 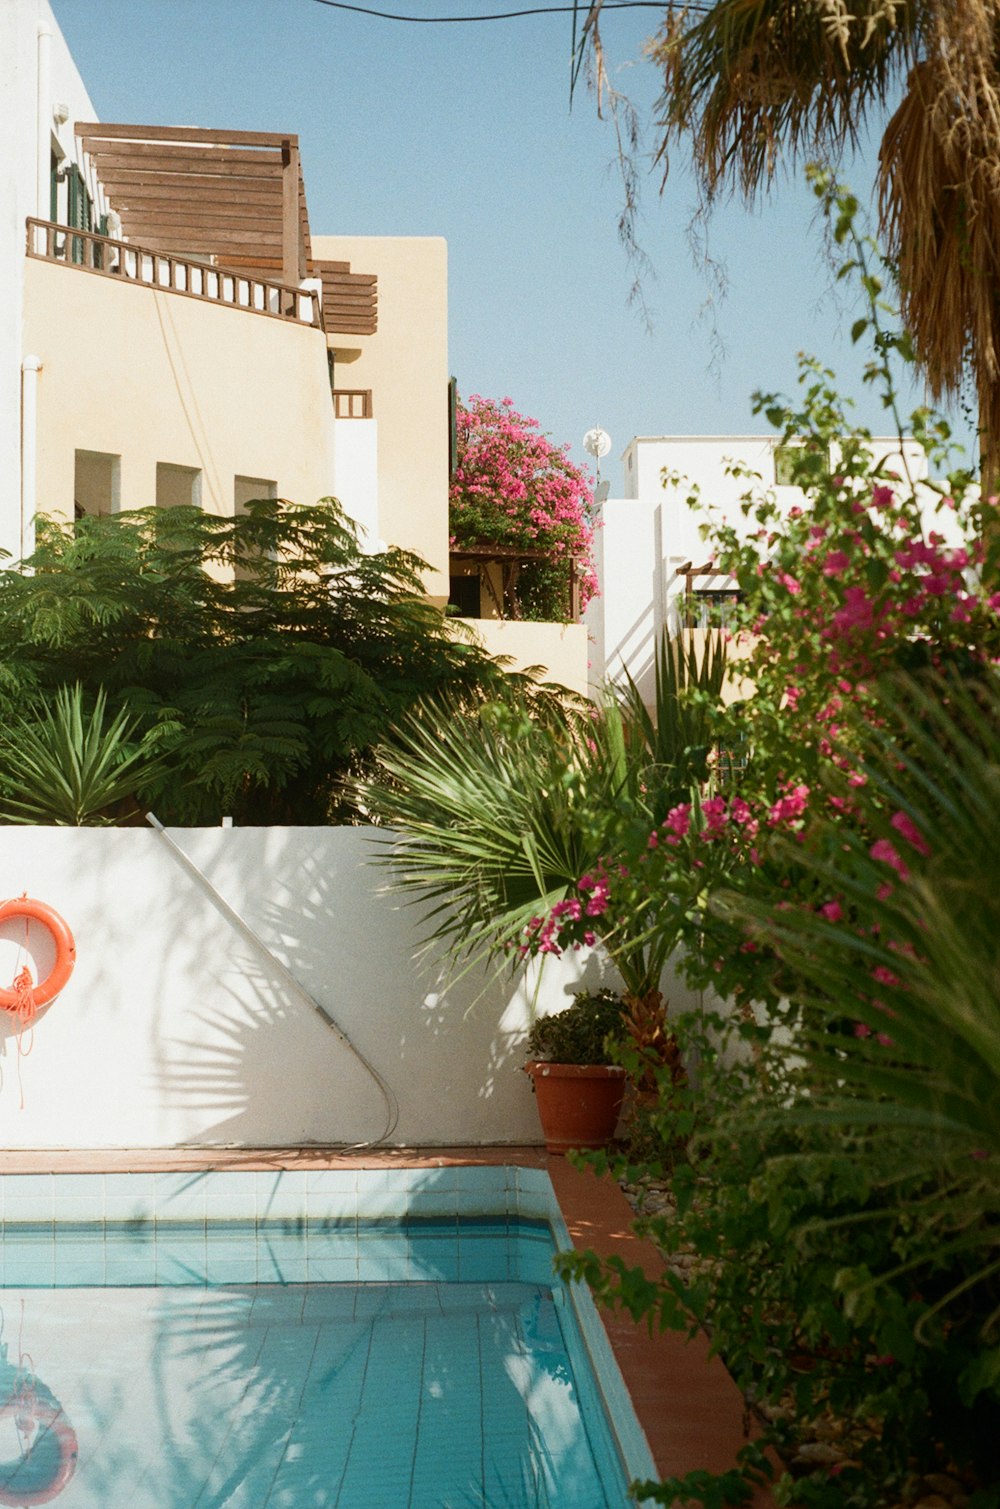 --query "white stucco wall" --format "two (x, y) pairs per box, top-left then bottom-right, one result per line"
(1, 0), (102, 561)
(589, 433), (943, 696)
(0, 826), (627, 1149)
(332, 417), (380, 548)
